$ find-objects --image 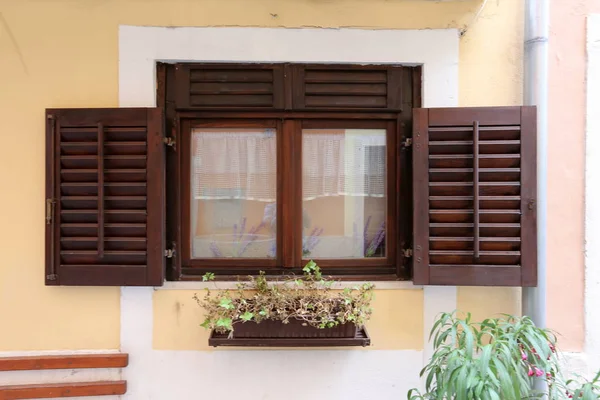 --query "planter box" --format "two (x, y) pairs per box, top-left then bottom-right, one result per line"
(232, 319), (357, 339)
